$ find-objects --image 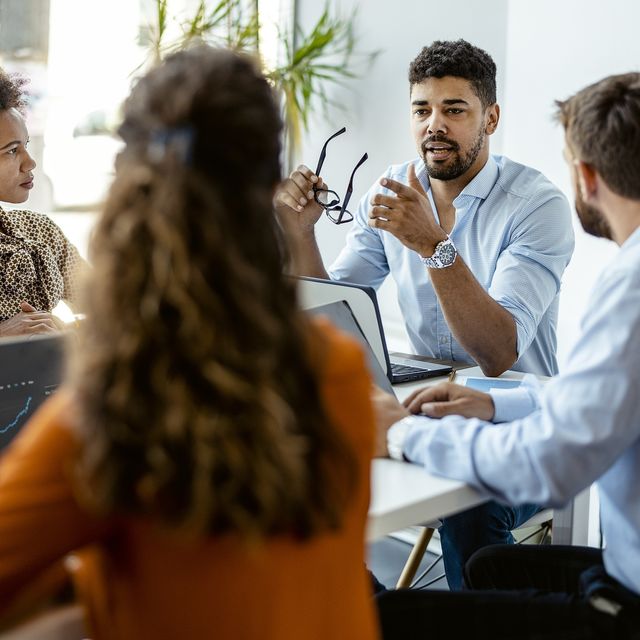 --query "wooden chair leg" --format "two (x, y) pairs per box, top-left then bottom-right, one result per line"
(395, 527), (435, 589)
